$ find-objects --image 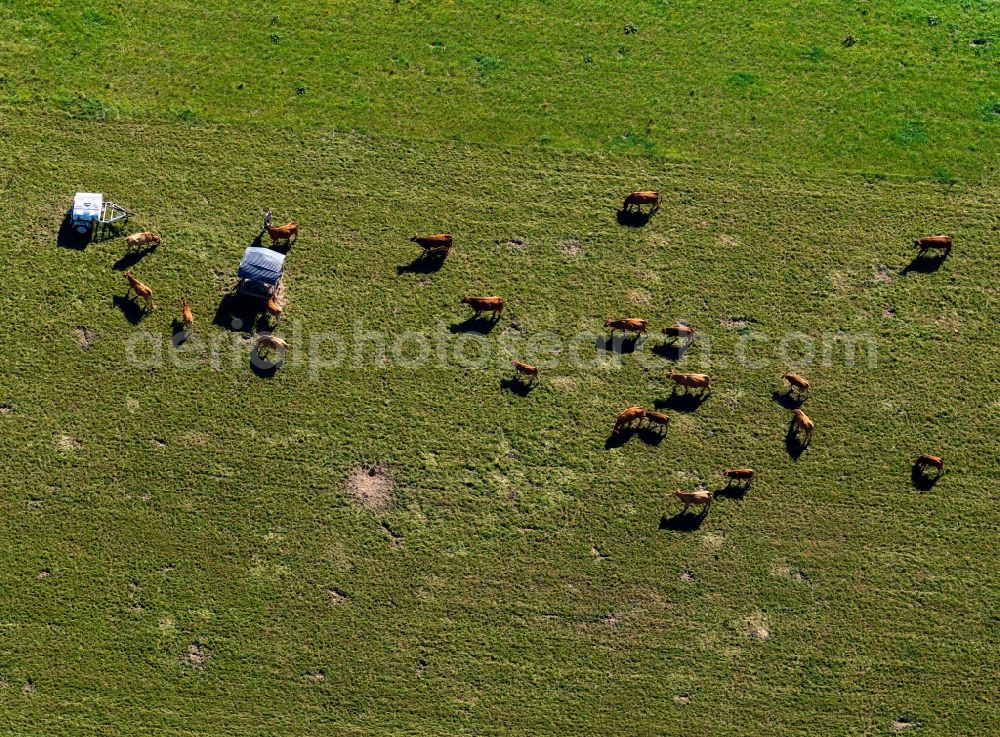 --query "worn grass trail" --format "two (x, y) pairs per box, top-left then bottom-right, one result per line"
(0, 115), (996, 735)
